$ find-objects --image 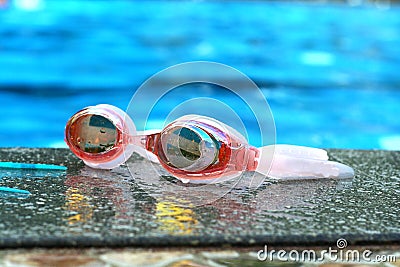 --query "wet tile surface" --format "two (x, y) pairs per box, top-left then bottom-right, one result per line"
(0, 148), (399, 248)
